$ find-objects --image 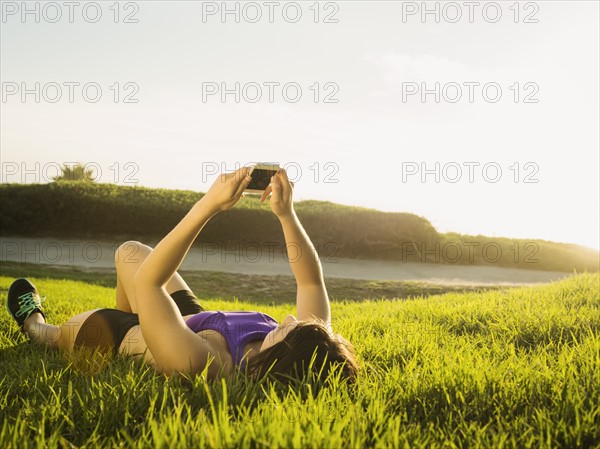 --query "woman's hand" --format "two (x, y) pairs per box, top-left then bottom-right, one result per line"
(260, 169), (295, 218)
(202, 167), (252, 213)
